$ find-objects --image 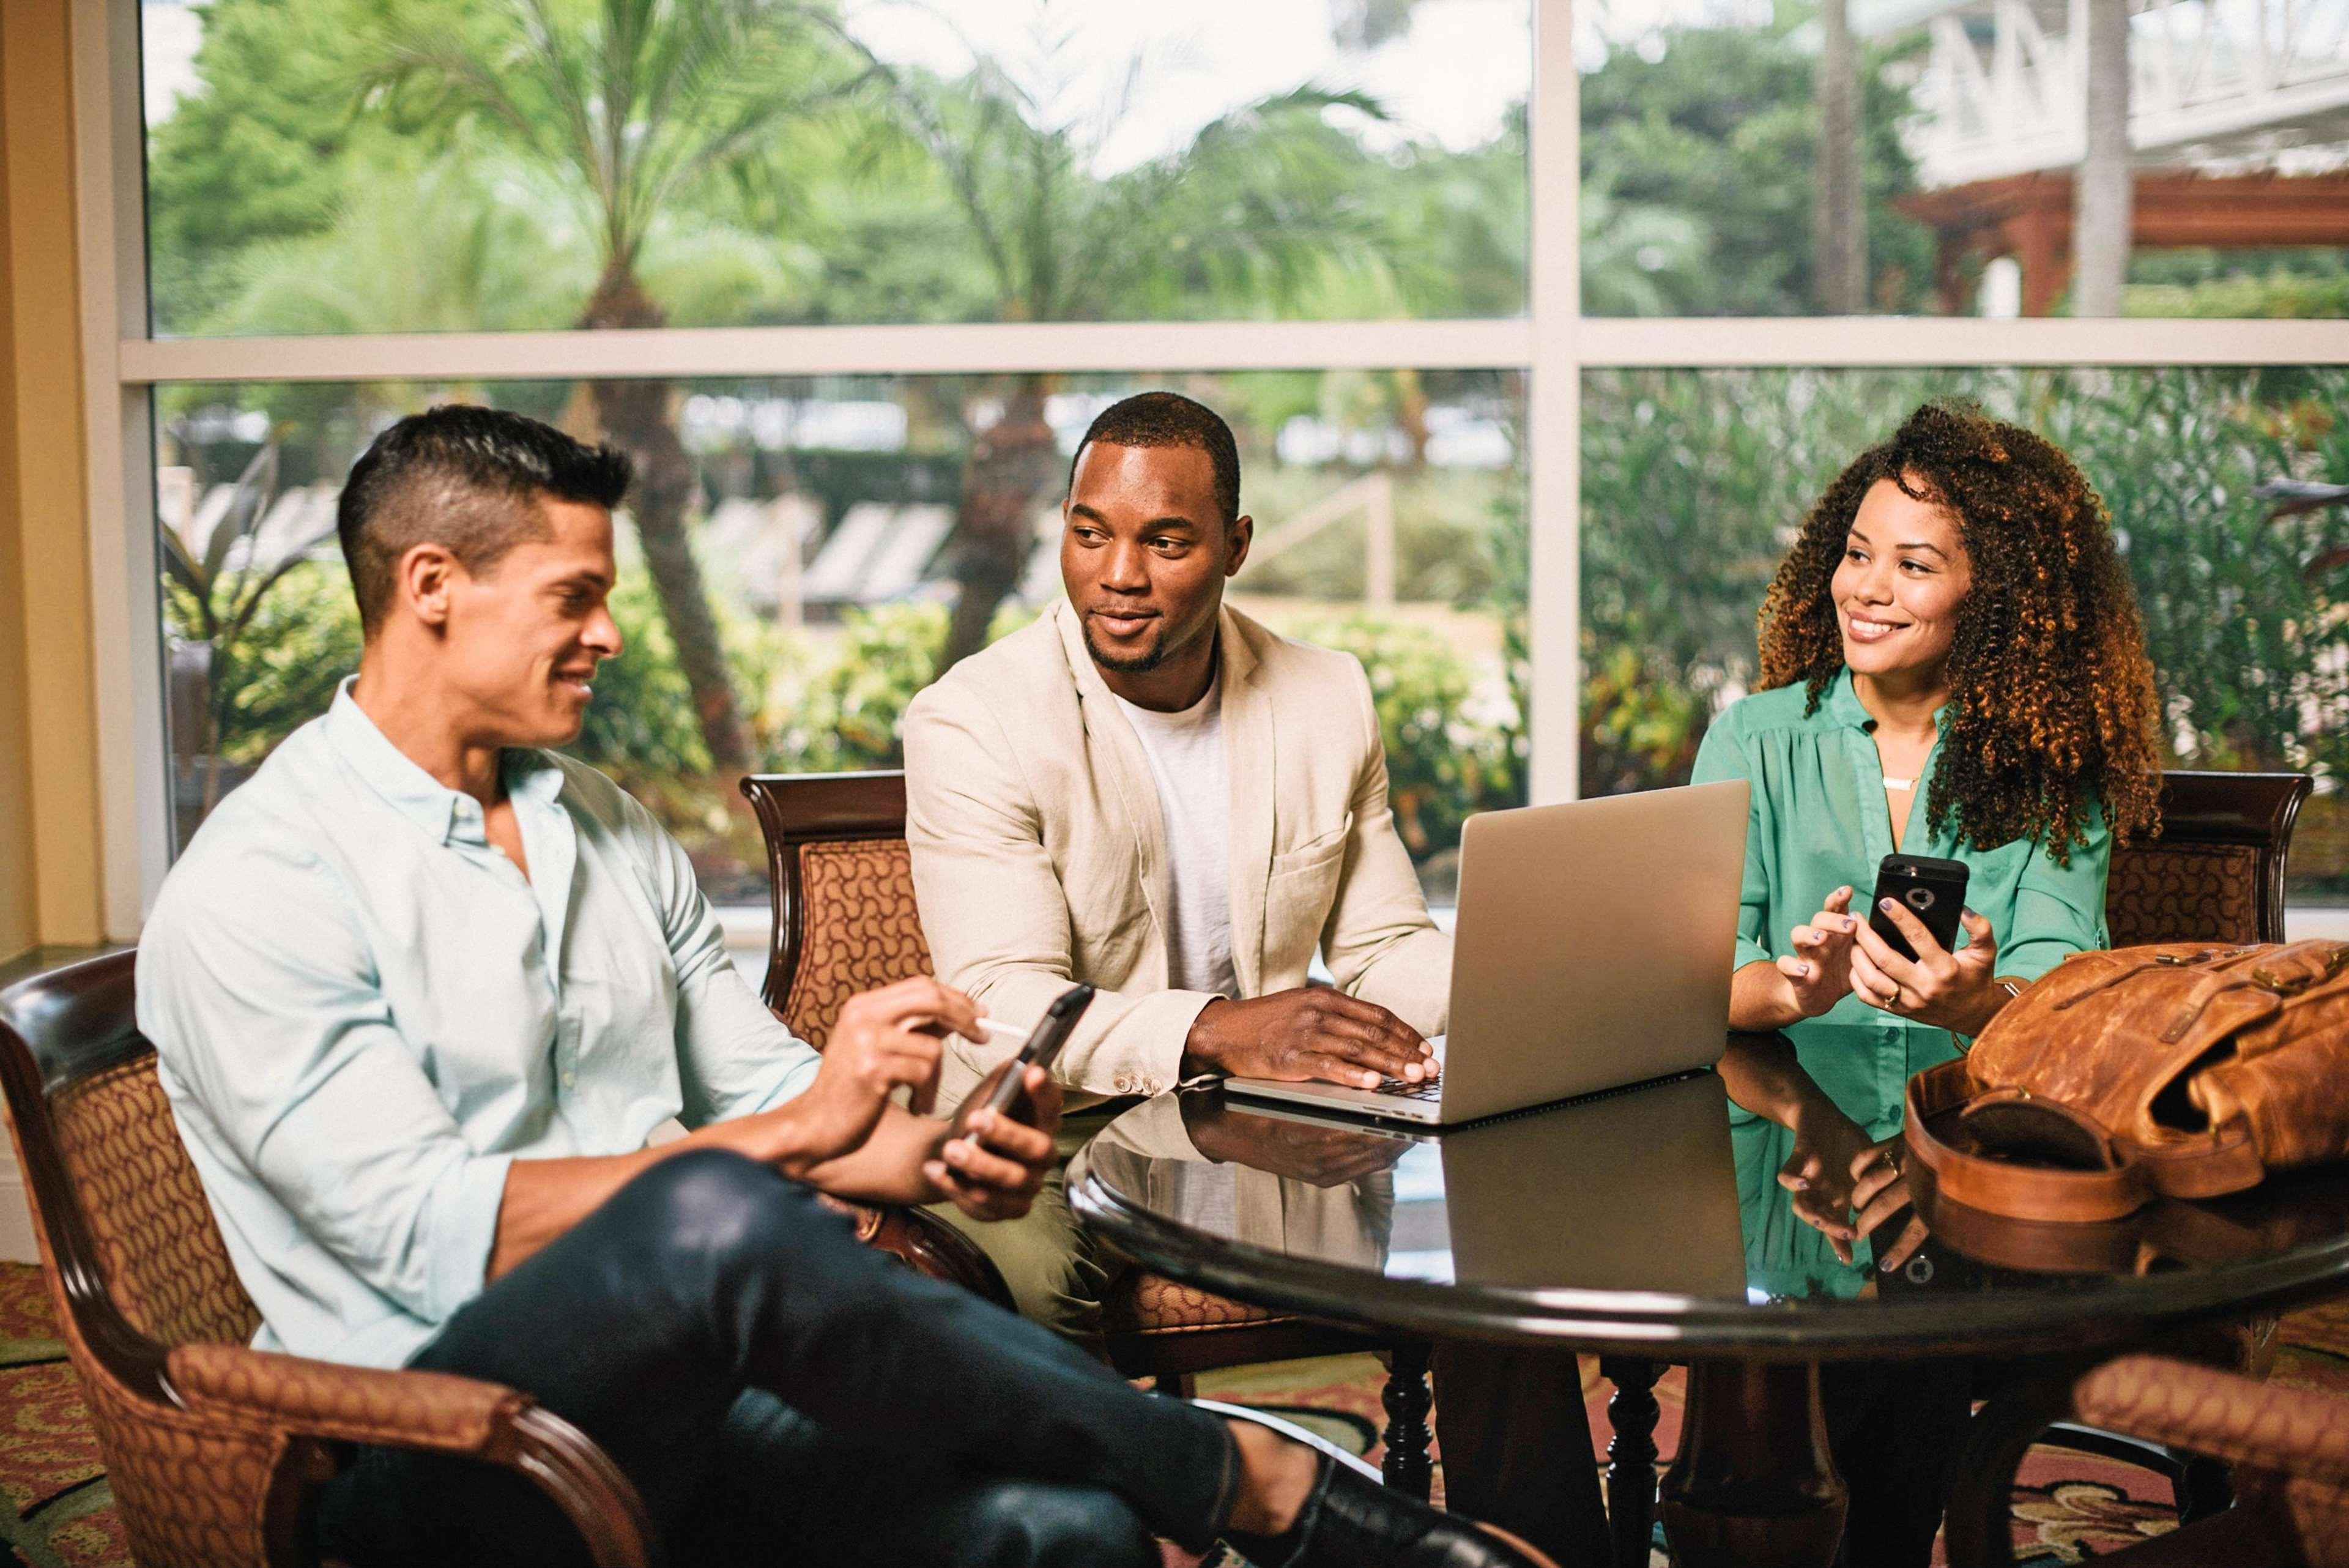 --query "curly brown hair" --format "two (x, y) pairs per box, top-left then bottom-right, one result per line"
(1755, 401), (2162, 863)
